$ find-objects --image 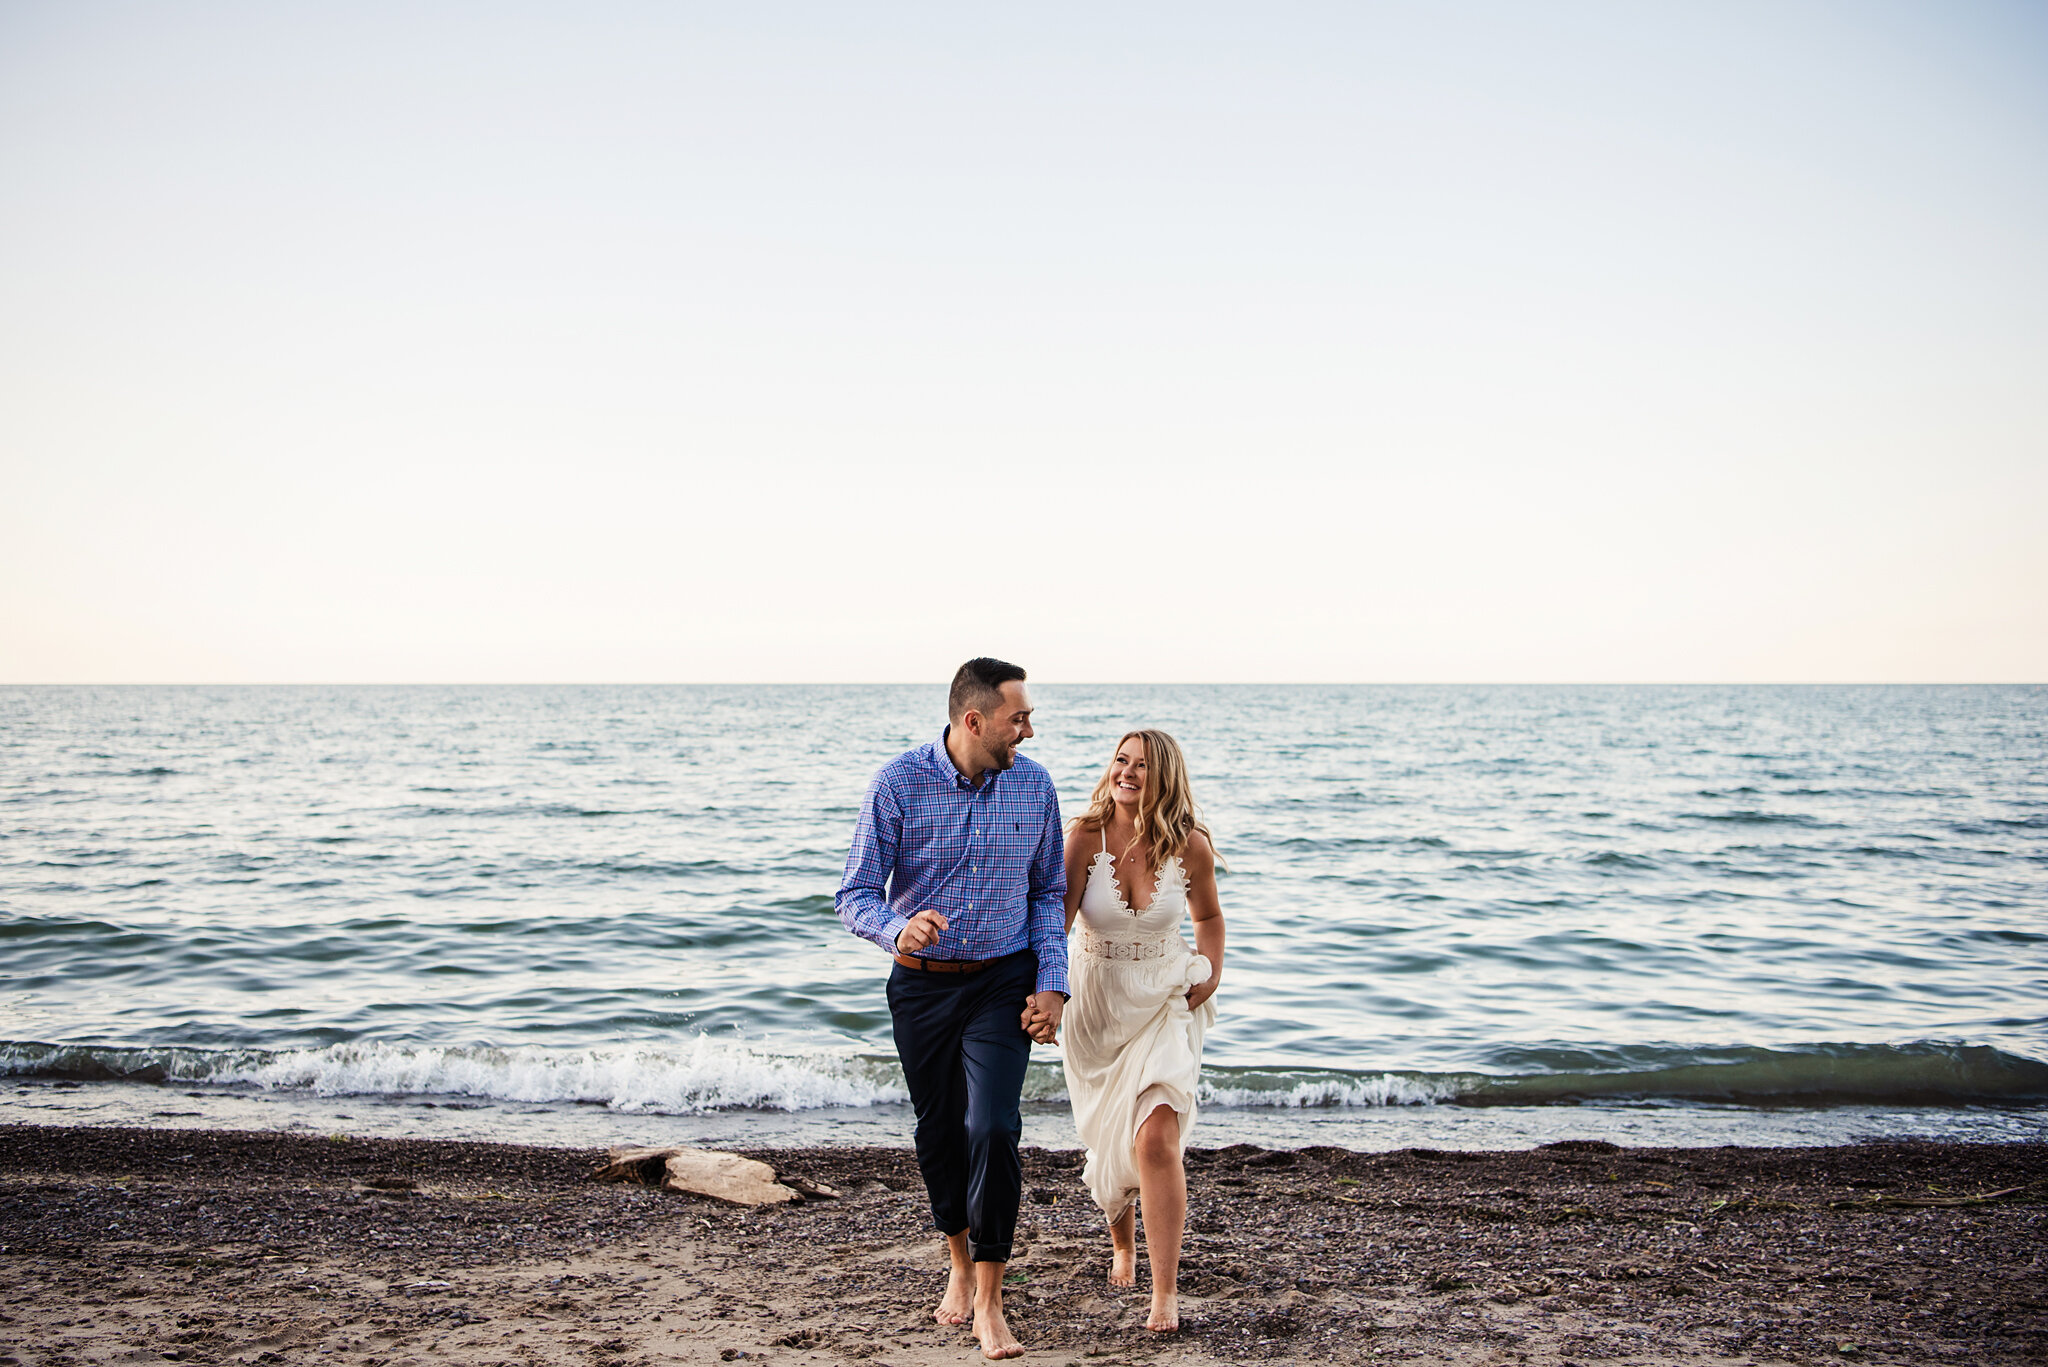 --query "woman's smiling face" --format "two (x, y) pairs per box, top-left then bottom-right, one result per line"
(1108, 736), (1148, 811)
